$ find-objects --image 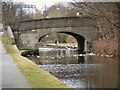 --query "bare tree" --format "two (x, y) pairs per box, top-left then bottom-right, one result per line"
(2, 1), (35, 25)
(68, 2), (120, 39)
